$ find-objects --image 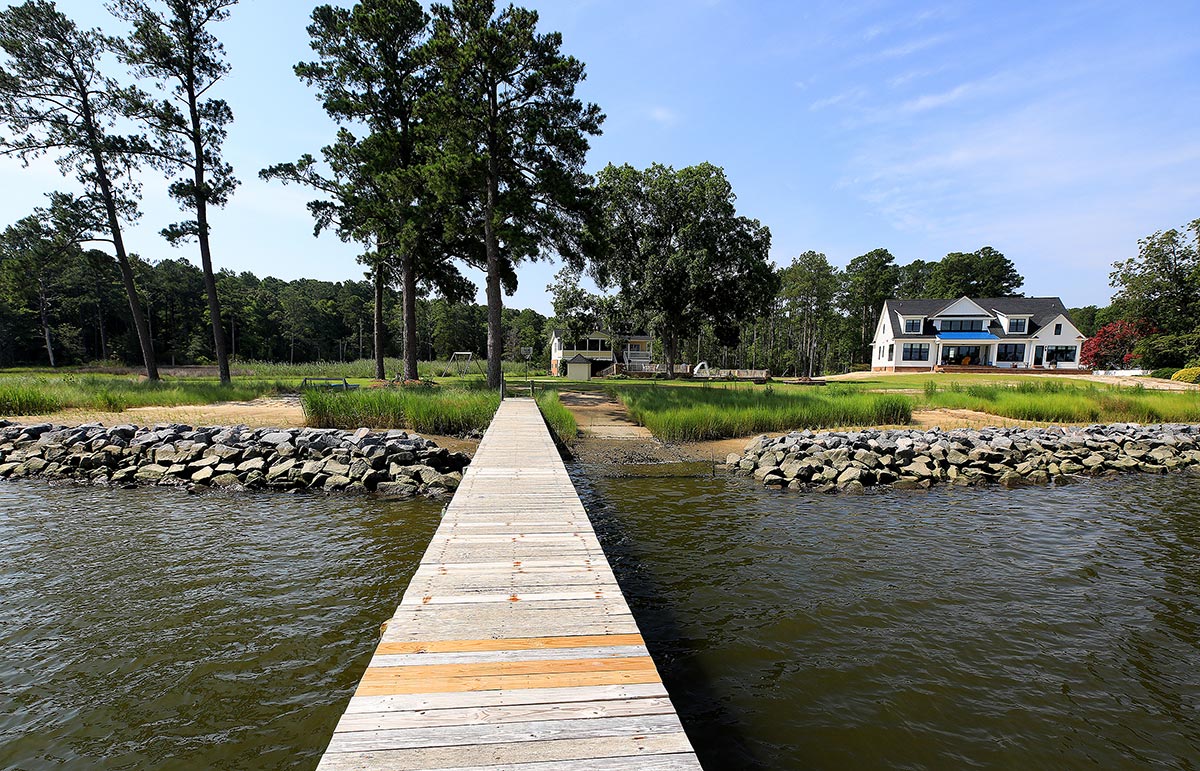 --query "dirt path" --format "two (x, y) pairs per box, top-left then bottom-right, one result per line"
(1, 394), (480, 455)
